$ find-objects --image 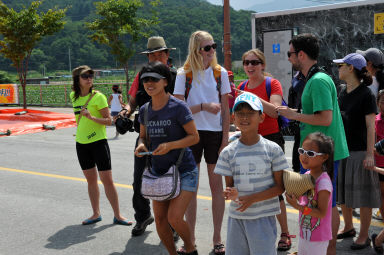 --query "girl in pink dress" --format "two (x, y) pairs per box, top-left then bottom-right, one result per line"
(286, 132), (334, 255)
